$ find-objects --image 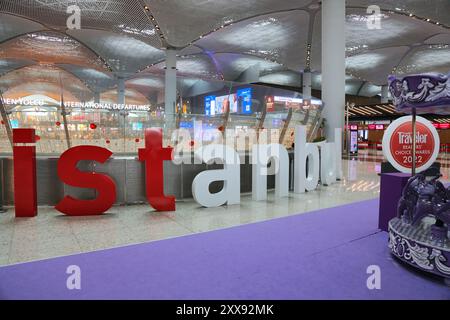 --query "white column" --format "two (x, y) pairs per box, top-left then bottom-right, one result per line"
(117, 77), (125, 105)
(93, 91), (100, 103)
(302, 71), (311, 100)
(321, 0), (345, 142)
(165, 49), (177, 128)
(381, 85), (389, 103)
